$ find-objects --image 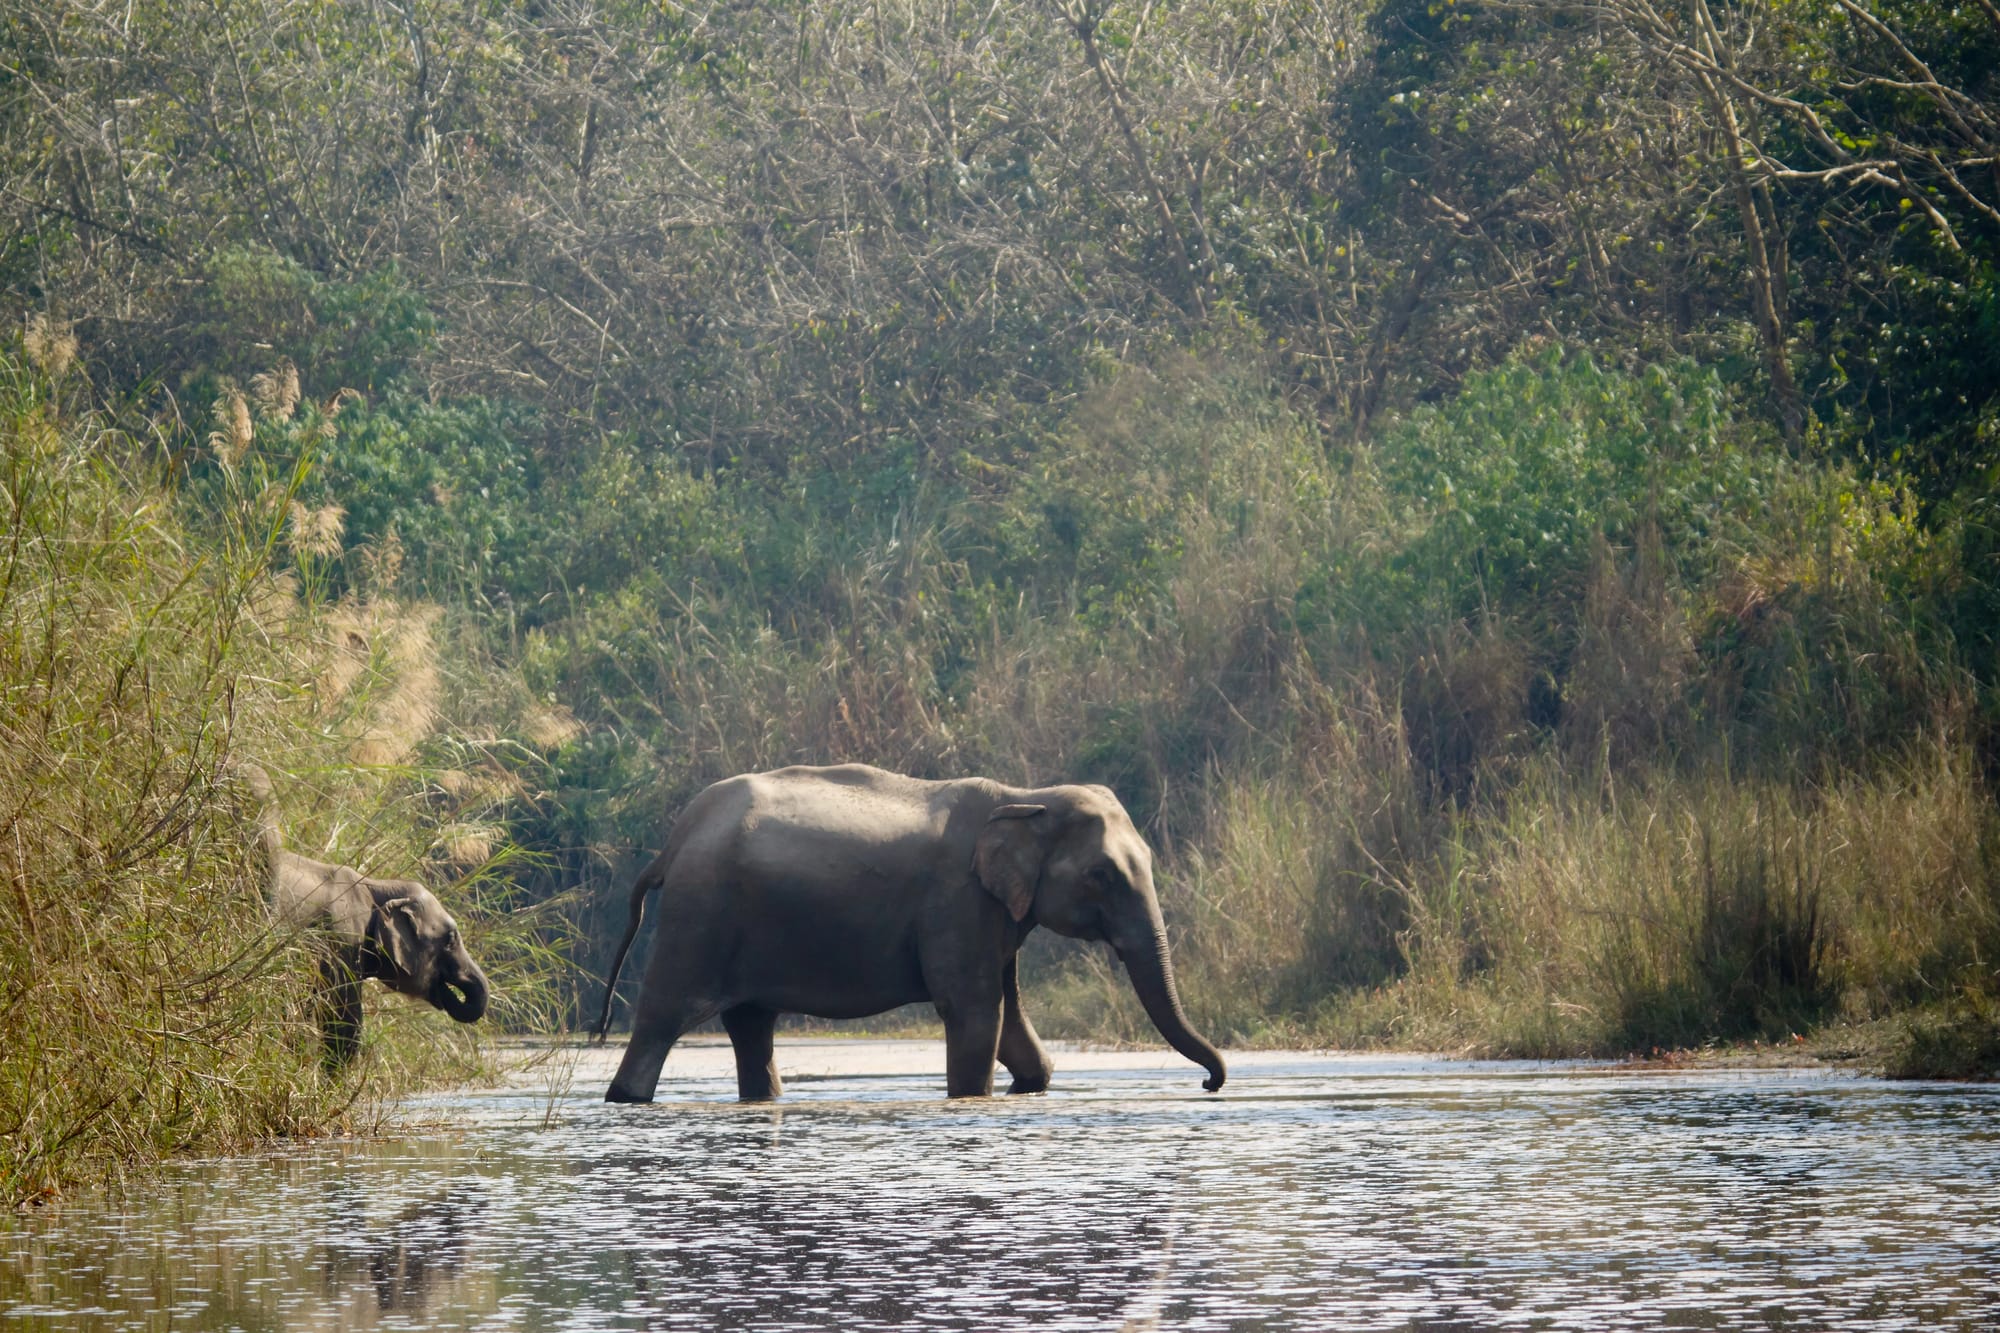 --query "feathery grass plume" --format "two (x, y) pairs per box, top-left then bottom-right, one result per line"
(318, 600), (373, 705)
(21, 314), (76, 380)
(287, 500), (346, 560)
(210, 388), (254, 466)
(437, 824), (503, 866)
(475, 765), (531, 802)
(318, 388), (363, 441)
(351, 602), (443, 766)
(250, 359), (301, 421)
(521, 703), (583, 749)
(436, 764), (529, 804)
(358, 526), (405, 595)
